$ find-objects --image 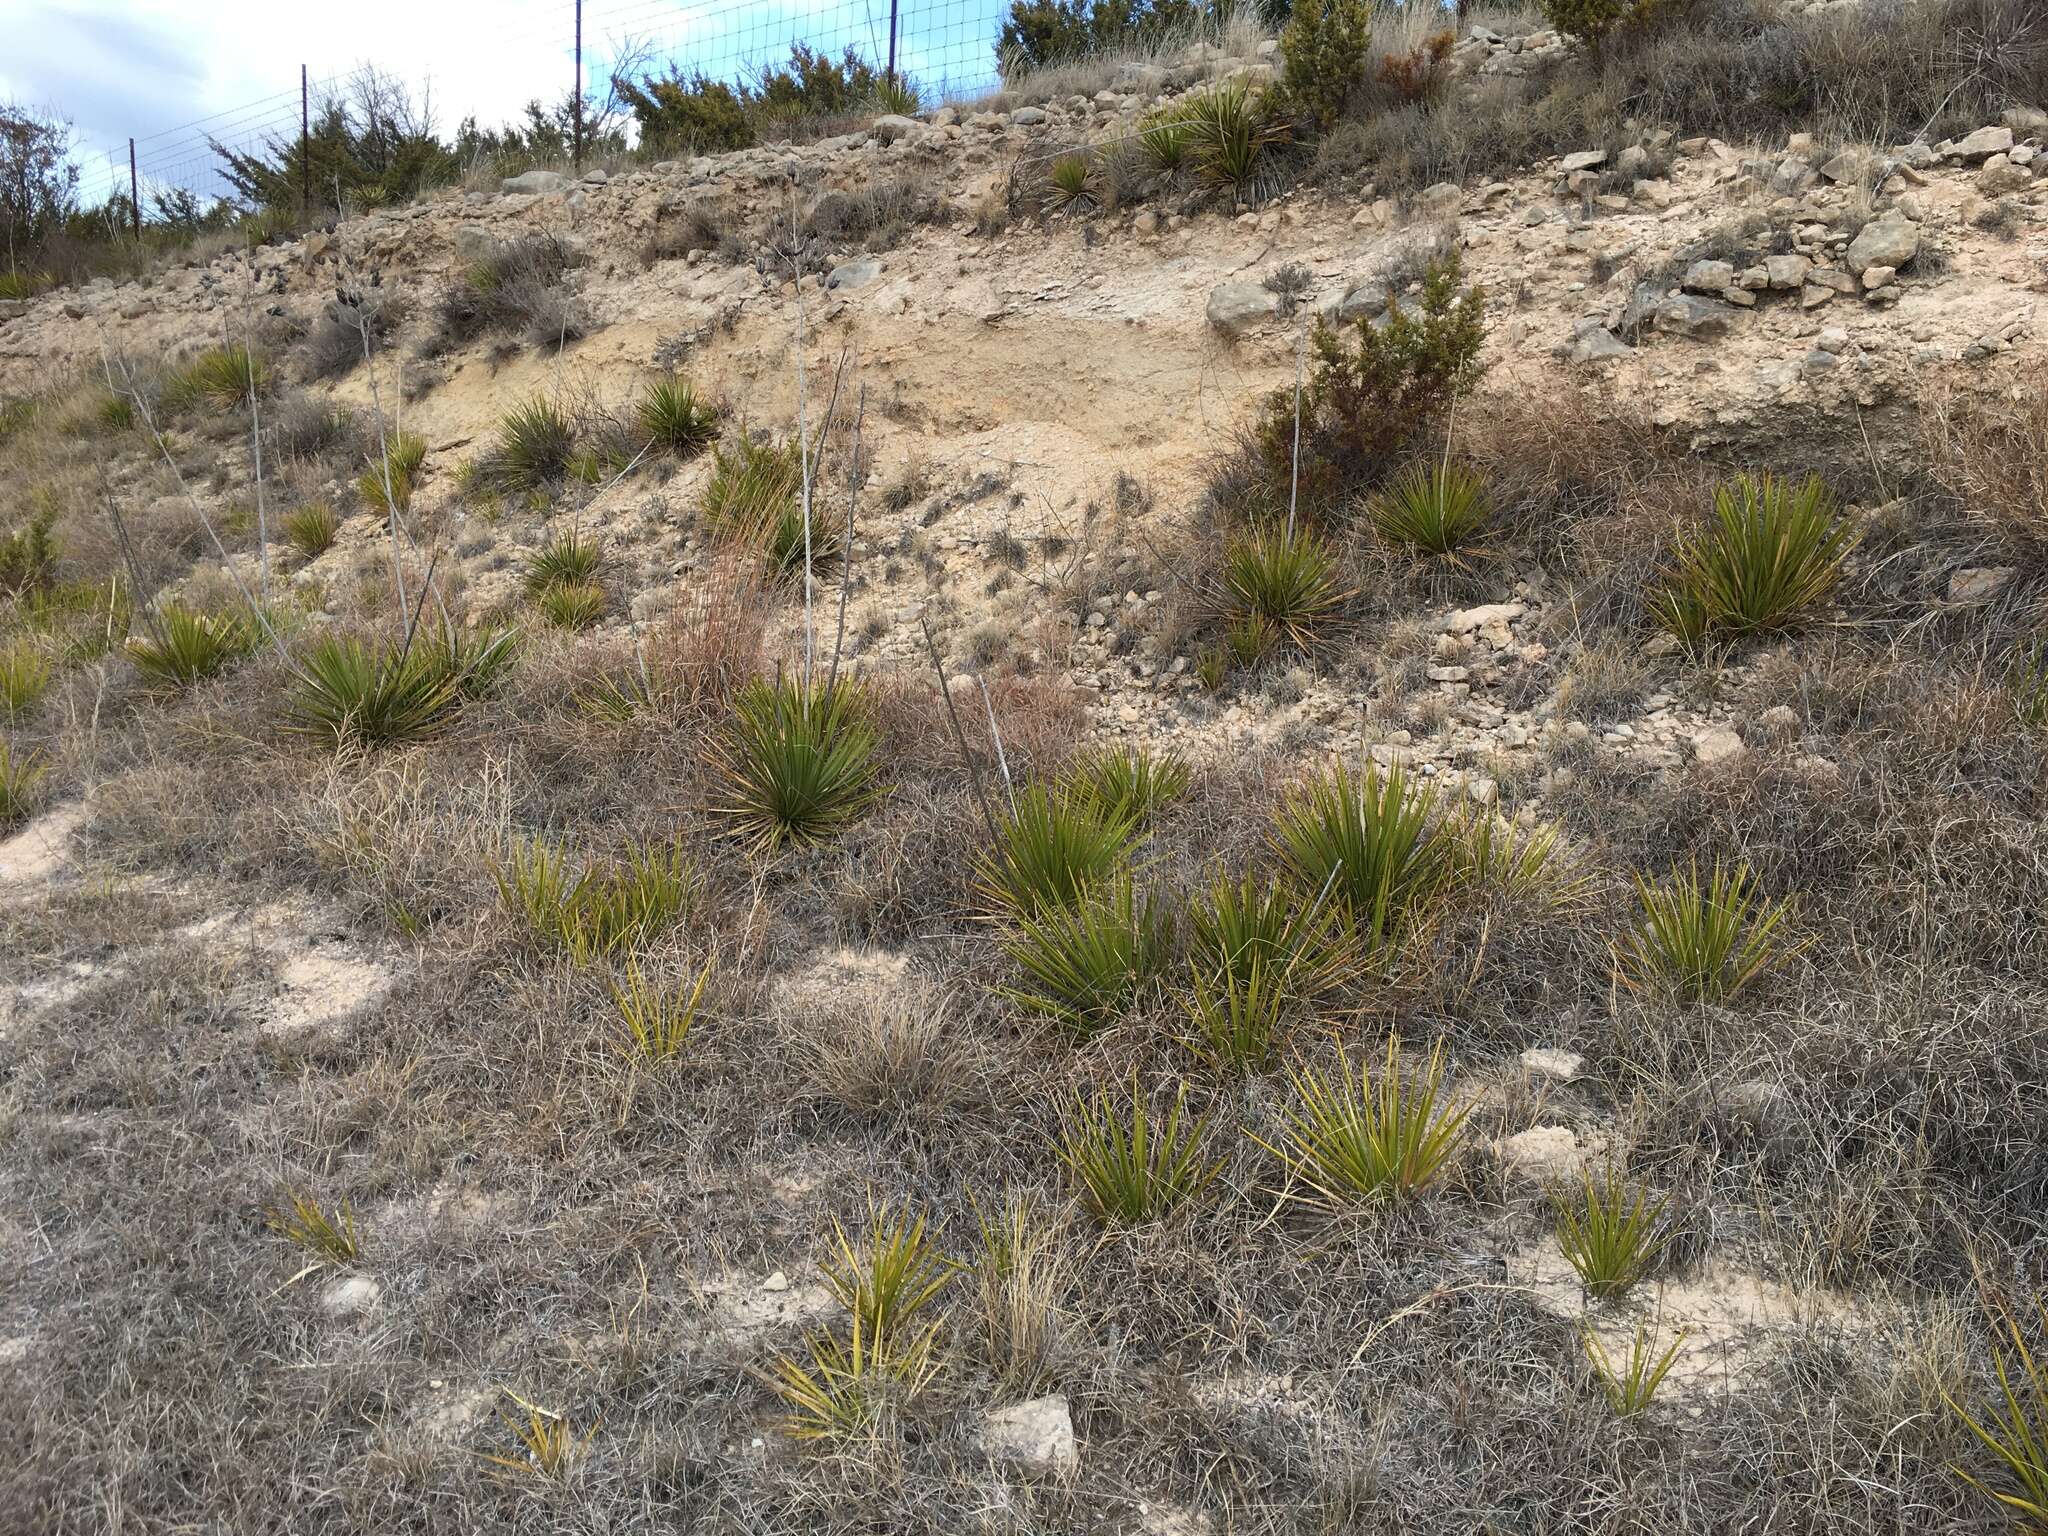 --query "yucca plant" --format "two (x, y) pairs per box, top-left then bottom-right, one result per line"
(1061, 745), (1191, 828)
(539, 579), (607, 630)
(1001, 869), (1175, 1035)
(611, 954), (713, 1063)
(638, 374), (720, 457)
(1046, 152), (1097, 212)
(498, 835), (698, 964)
(0, 640), (51, 720)
(96, 392), (135, 433)
(1442, 807), (1593, 914)
(1272, 760), (1444, 949)
(1584, 1323), (1689, 1417)
(126, 605), (253, 687)
(2008, 641), (2048, 732)
(284, 632), (467, 749)
(1947, 1297), (2048, 1528)
(1649, 474), (1857, 650)
(359, 432), (427, 514)
(163, 345), (267, 412)
(766, 1313), (941, 1441)
(1612, 857), (1803, 1003)
(702, 437), (835, 577)
(822, 1203), (960, 1346)
(873, 73), (921, 115)
(1554, 1167), (1670, 1302)
(523, 529), (606, 596)
(1182, 953), (1296, 1074)
(420, 623), (520, 701)
(1178, 80), (1287, 195)
(482, 1390), (599, 1482)
(266, 1189), (360, 1263)
(1222, 522), (1346, 651)
(1188, 869), (1347, 1000)
(1255, 1036), (1470, 1205)
(1138, 108), (1194, 173)
(473, 398), (577, 492)
(0, 739), (49, 827)
(976, 783), (1139, 918)
(1369, 459), (1494, 563)
(715, 674), (886, 851)
(283, 502), (340, 558)
(1058, 1077), (1219, 1224)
